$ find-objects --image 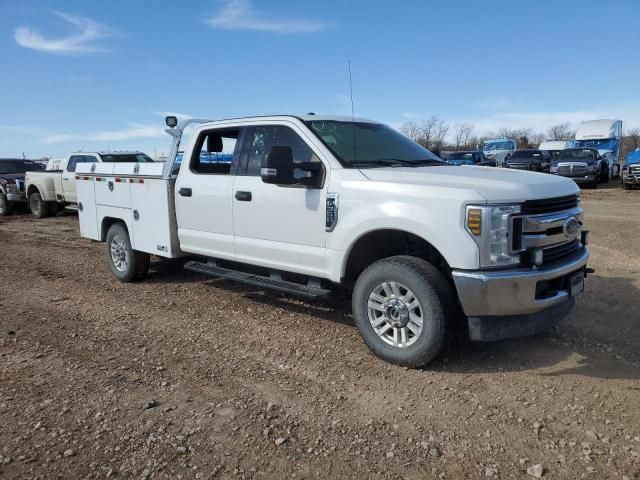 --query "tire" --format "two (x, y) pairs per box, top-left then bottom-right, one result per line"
(600, 165), (609, 183)
(352, 255), (459, 367)
(105, 223), (150, 282)
(0, 194), (11, 216)
(623, 183), (632, 190)
(29, 192), (49, 218)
